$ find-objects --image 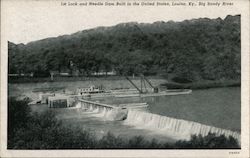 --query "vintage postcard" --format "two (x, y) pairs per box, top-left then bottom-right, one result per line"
(1, 0), (249, 157)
